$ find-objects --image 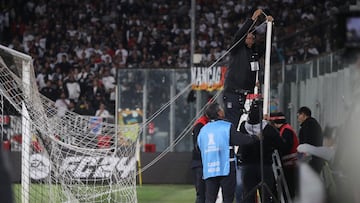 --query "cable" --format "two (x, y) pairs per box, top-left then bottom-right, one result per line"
(262, 11), (268, 17)
(136, 17), (270, 175)
(137, 90), (222, 175)
(139, 19), (268, 130)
